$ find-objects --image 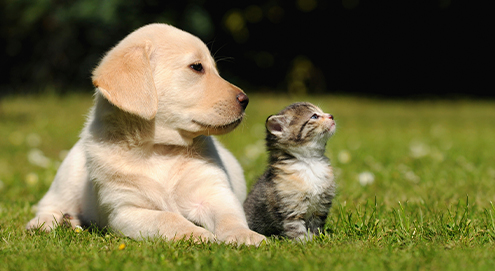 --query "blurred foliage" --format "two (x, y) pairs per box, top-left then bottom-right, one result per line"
(1, 0), (196, 94)
(0, 0), (491, 97)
